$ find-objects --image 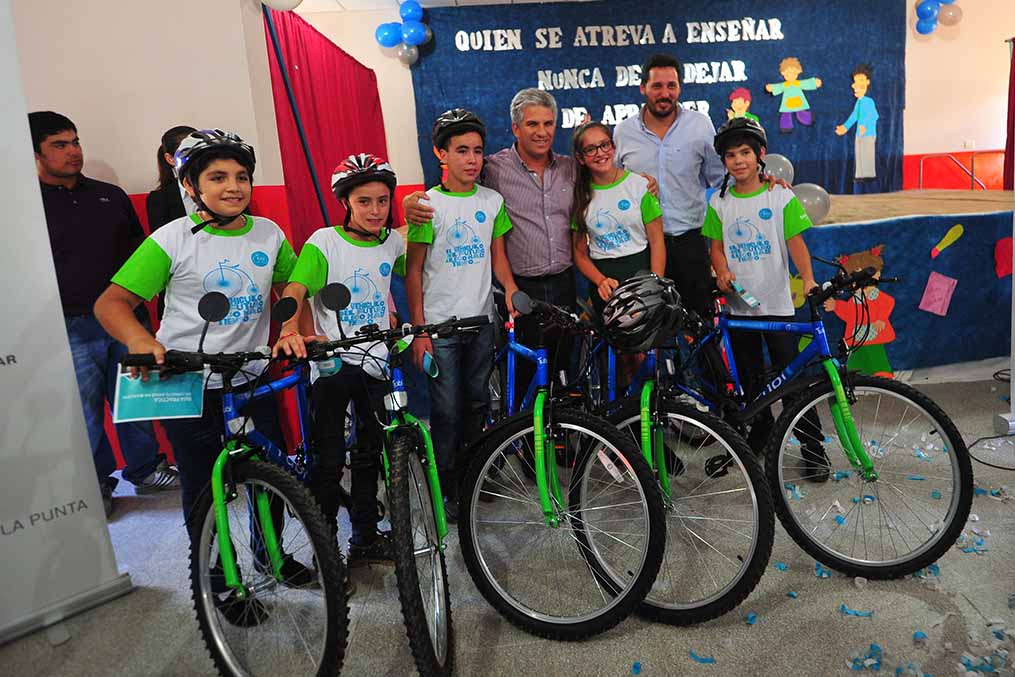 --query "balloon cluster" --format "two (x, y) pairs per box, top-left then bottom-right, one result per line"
(915, 0), (963, 36)
(374, 1), (432, 66)
(766, 153), (831, 224)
